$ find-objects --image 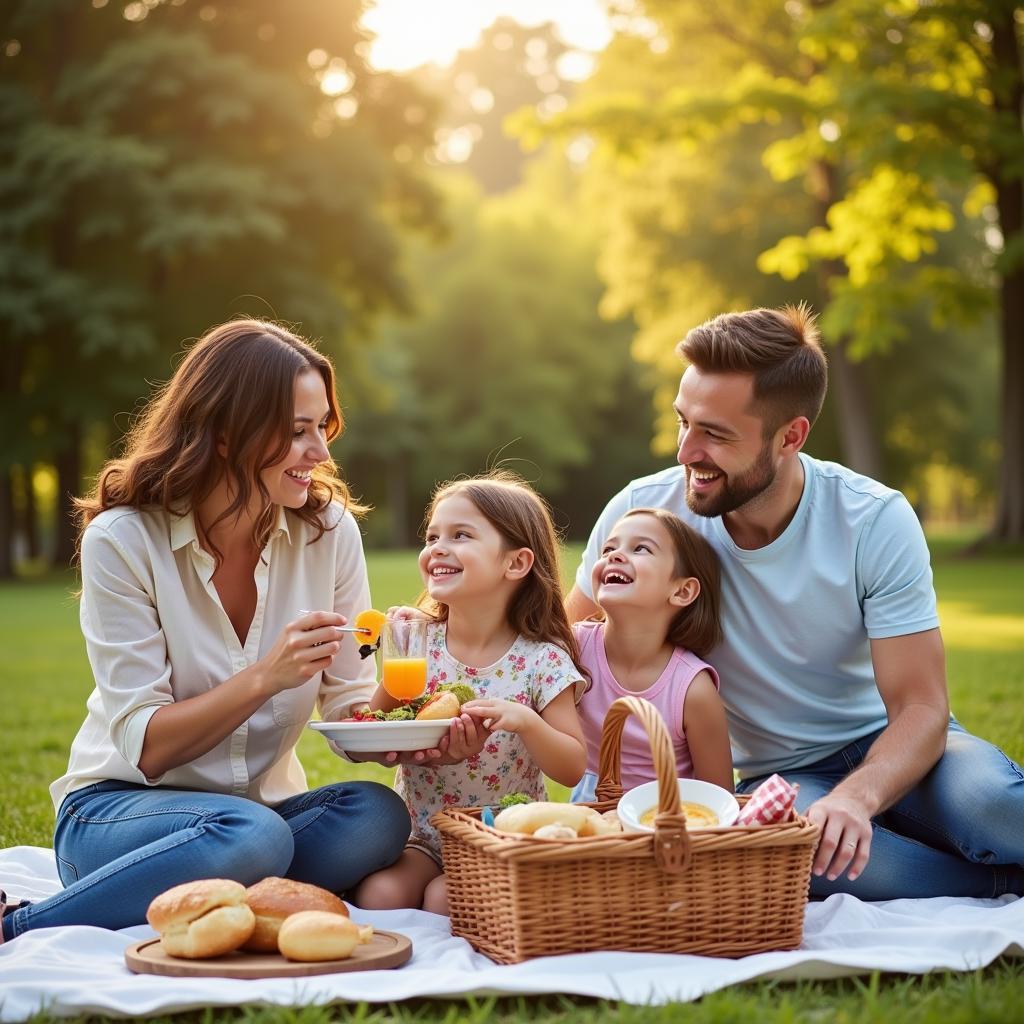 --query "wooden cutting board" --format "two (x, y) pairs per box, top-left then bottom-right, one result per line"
(125, 929), (412, 979)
